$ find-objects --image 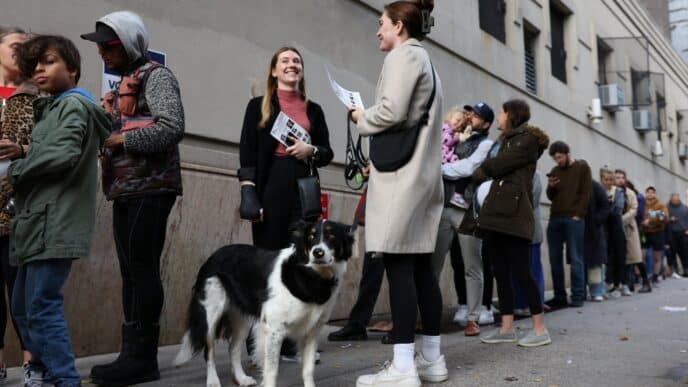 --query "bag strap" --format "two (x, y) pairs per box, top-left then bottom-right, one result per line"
(419, 60), (437, 126)
(306, 158), (317, 177)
